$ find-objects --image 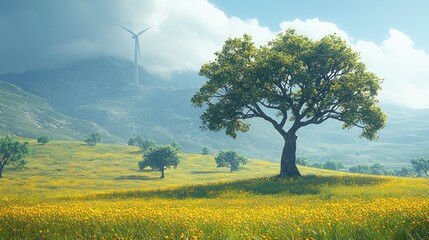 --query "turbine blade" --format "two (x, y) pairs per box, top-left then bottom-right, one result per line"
(137, 25), (153, 36)
(119, 24), (136, 36)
